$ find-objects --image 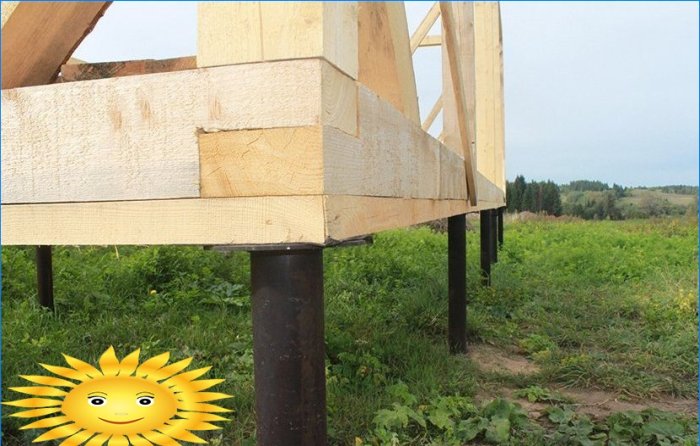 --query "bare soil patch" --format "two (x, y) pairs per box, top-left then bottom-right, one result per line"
(468, 343), (540, 375)
(469, 344), (696, 419)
